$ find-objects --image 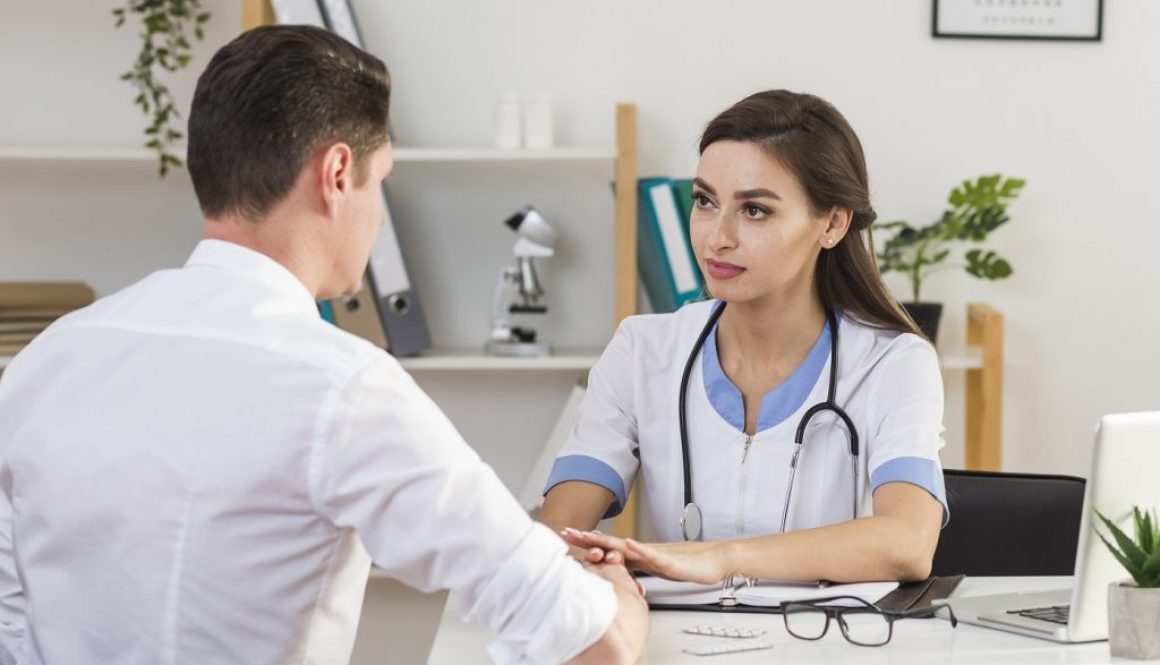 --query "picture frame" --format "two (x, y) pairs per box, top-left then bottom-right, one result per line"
(932, 0), (1103, 41)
